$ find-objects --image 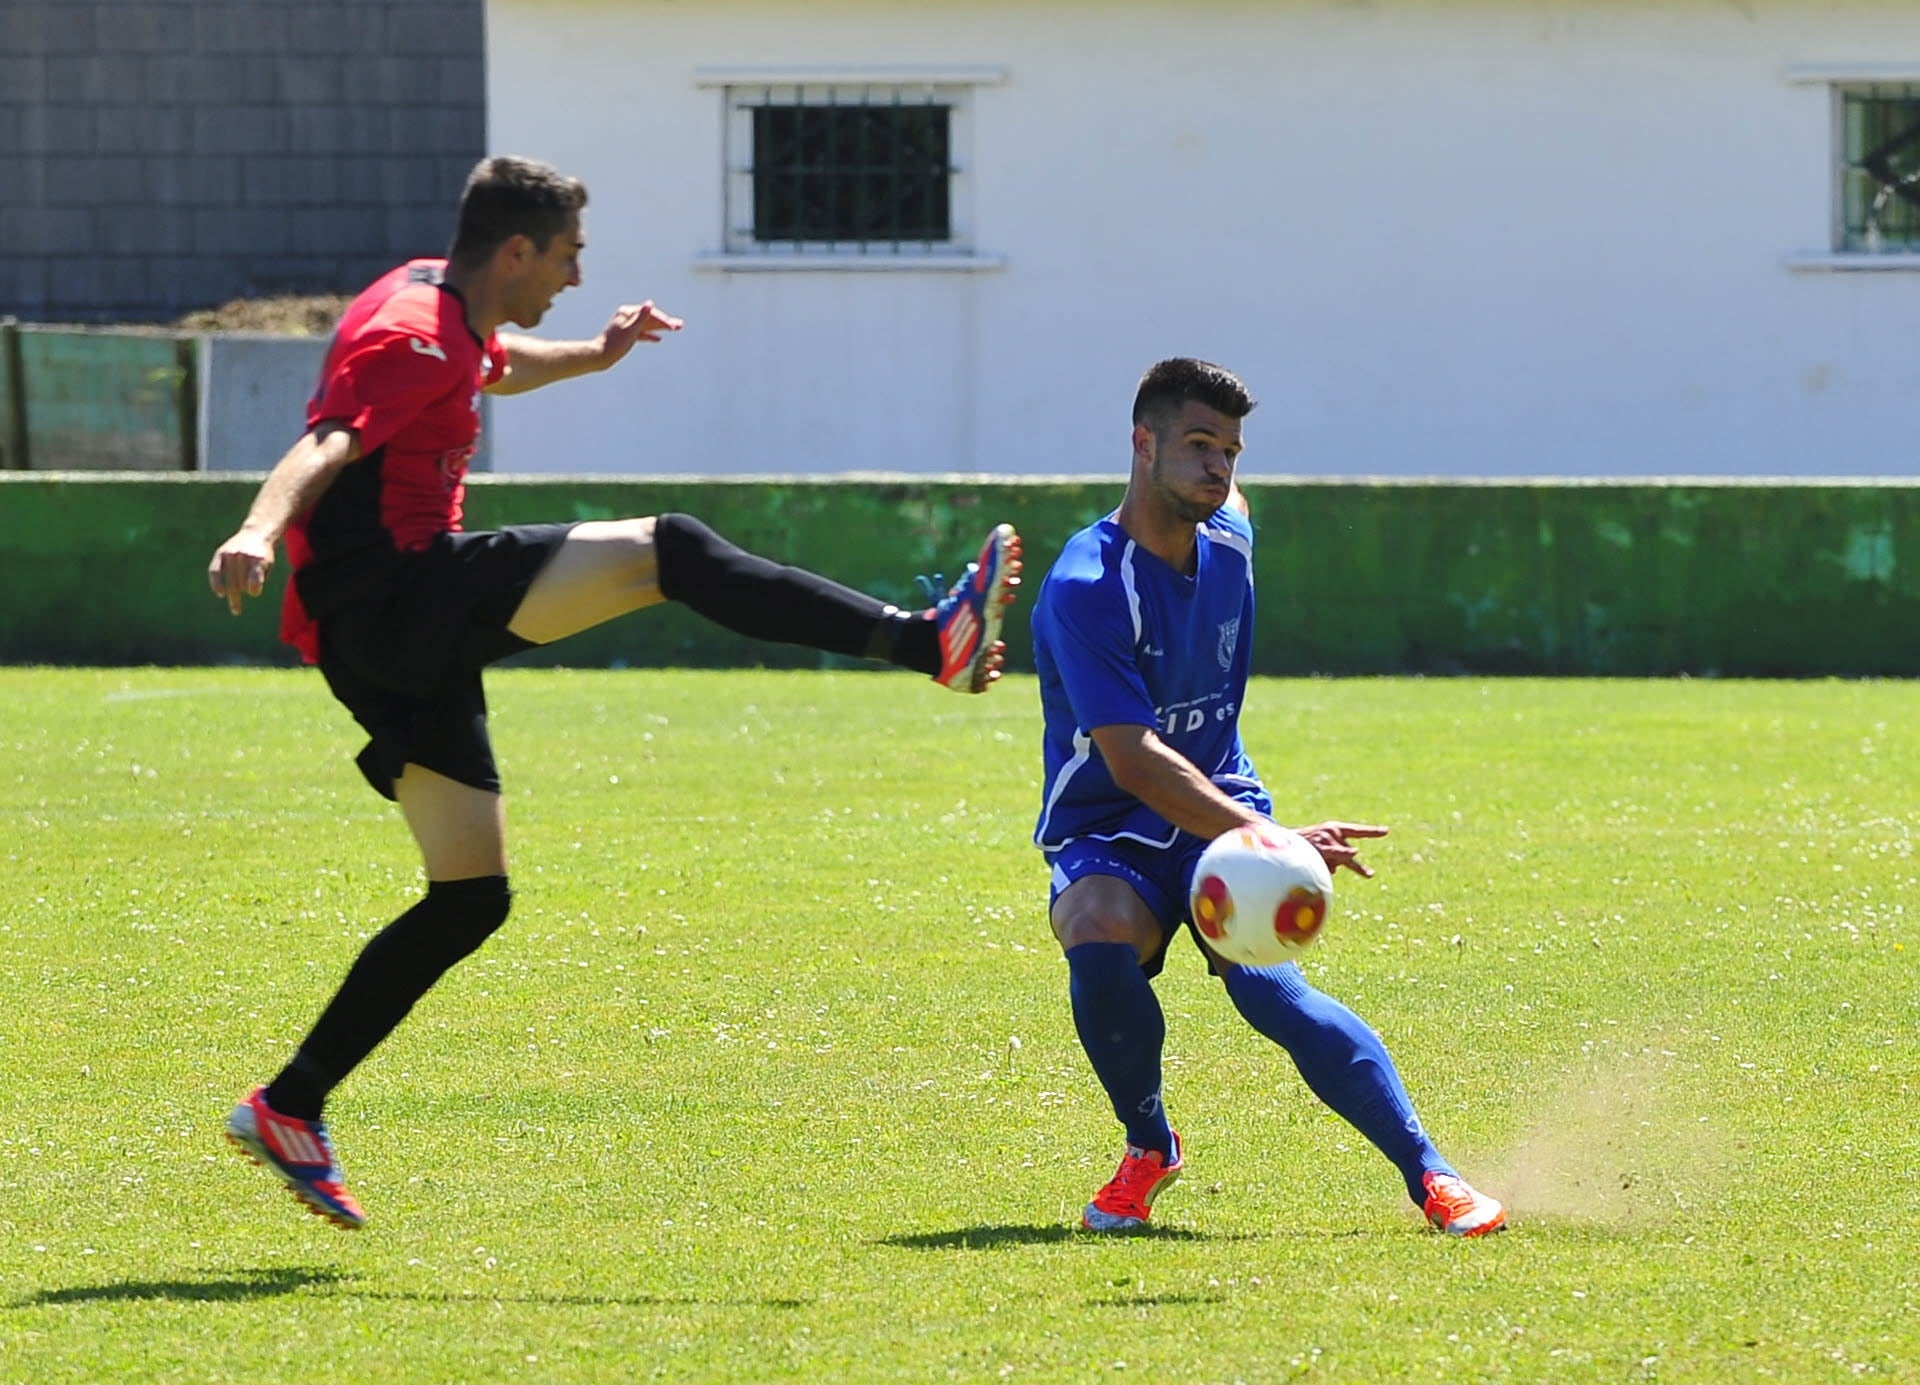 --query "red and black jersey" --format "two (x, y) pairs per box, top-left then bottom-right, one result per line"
(280, 259), (509, 662)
